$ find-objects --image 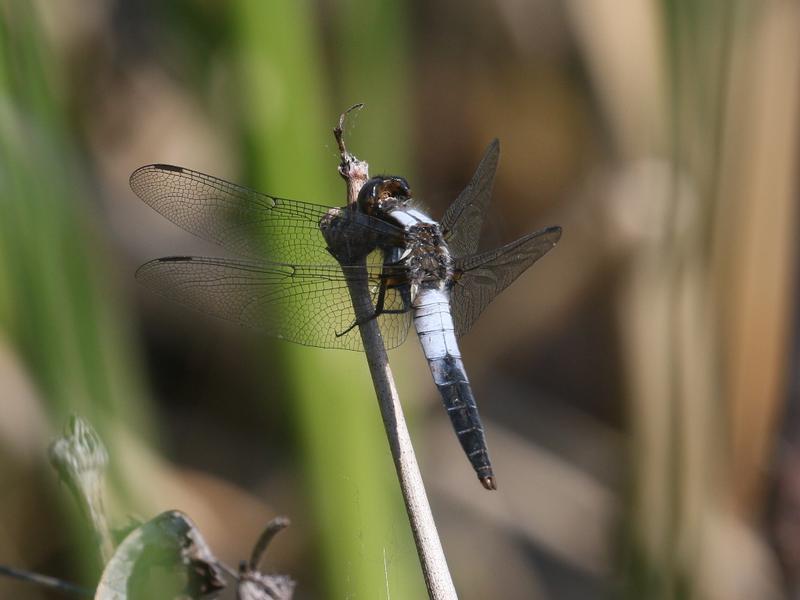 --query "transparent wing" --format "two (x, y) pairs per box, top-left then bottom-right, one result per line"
(136, 256), (412, 351)
(441, 139), (499, 258)
(130, 164), (404, 264)
(451, 226), (561, 337)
